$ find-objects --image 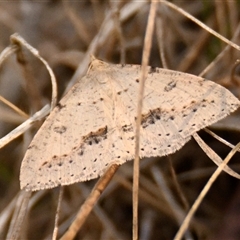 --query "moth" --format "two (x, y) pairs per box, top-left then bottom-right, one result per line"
(20, 57), (240, 191)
